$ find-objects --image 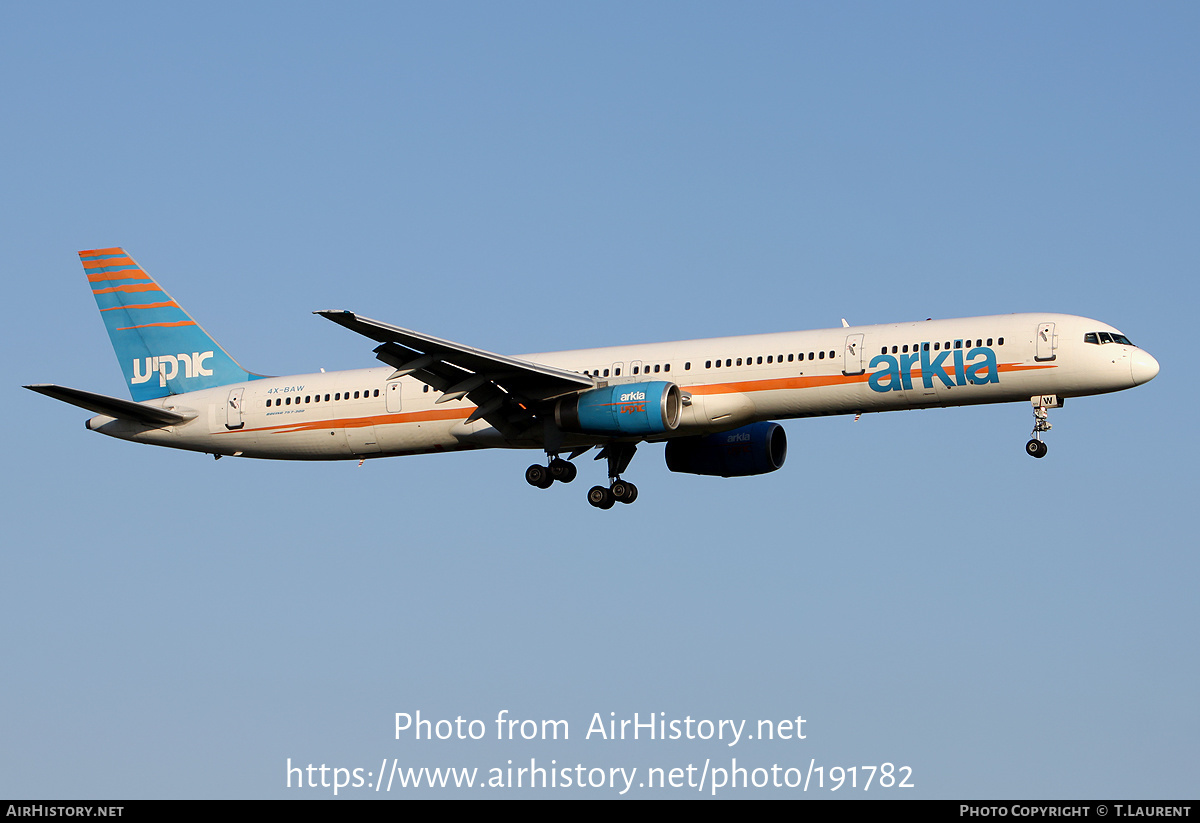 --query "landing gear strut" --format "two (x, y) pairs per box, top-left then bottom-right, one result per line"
(525, 443), (641, 508)
(587, 443), (639, 509)
(1025, 395), (1063, 459)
